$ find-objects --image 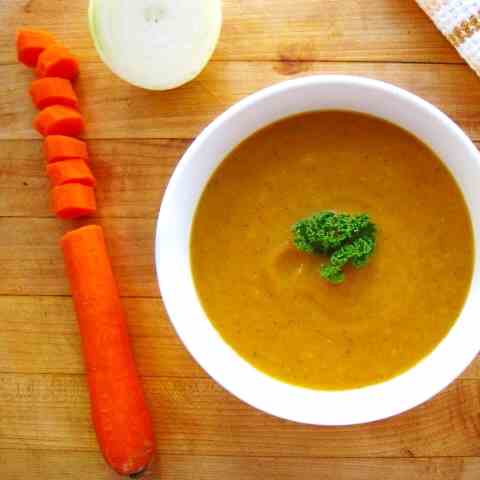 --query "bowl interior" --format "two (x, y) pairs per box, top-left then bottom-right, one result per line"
(156, 75), (480, 425)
